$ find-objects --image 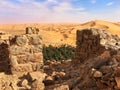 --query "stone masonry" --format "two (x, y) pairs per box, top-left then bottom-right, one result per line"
(74, 29), (120, 90)
(0, 27), (43, 74)
(76, 28), (120, 62)
(9, 27), (43, 74)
